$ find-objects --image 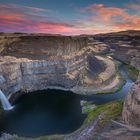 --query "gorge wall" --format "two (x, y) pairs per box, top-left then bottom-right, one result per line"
(0, 34), (88, 59)
(91, 30), (140, 129)
(0, 33), (106, 99)
(94, 30), (140, 67)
